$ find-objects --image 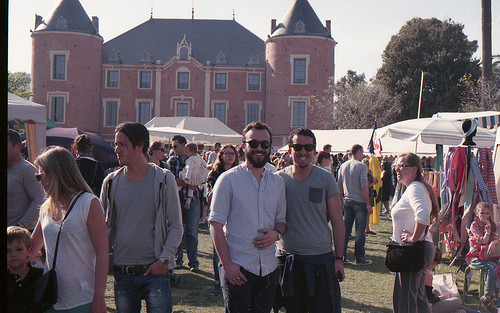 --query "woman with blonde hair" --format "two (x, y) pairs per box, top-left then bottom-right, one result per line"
(391, 152), (439, 313)
(29, 146), (108, 313)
